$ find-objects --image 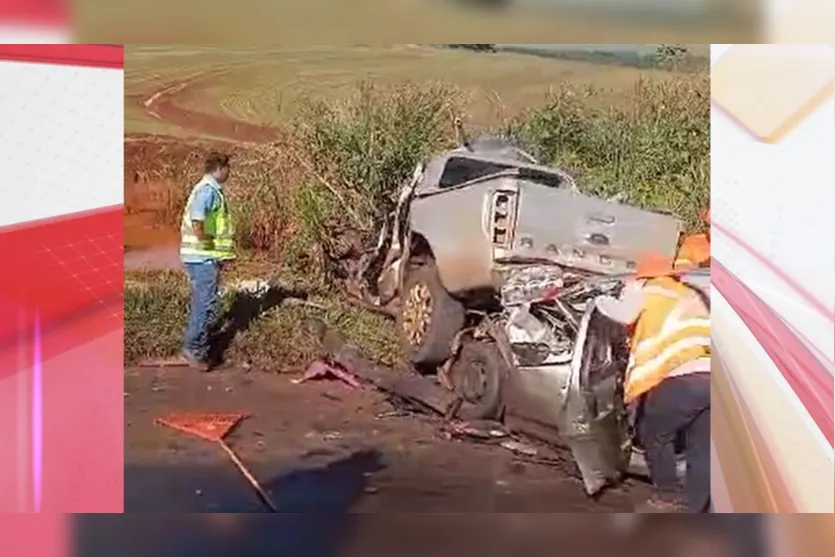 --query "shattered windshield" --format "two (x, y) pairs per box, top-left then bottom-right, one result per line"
(438, 156), (566, 189)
